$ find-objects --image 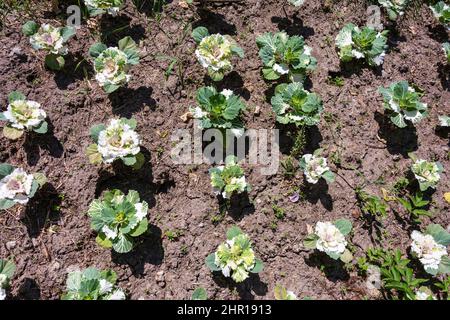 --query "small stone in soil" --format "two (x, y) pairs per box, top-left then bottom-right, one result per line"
(6, 241), (16, 250)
